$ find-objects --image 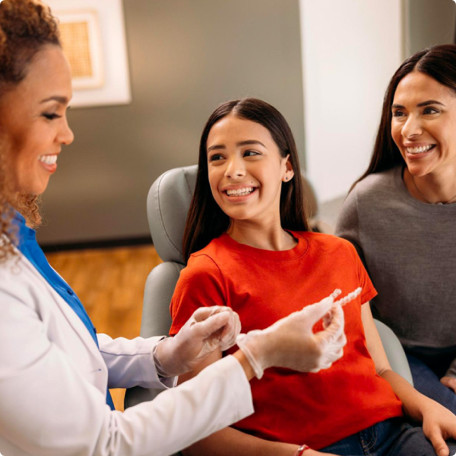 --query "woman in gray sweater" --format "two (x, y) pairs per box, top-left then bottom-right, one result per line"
(336, 44), (456, 414)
